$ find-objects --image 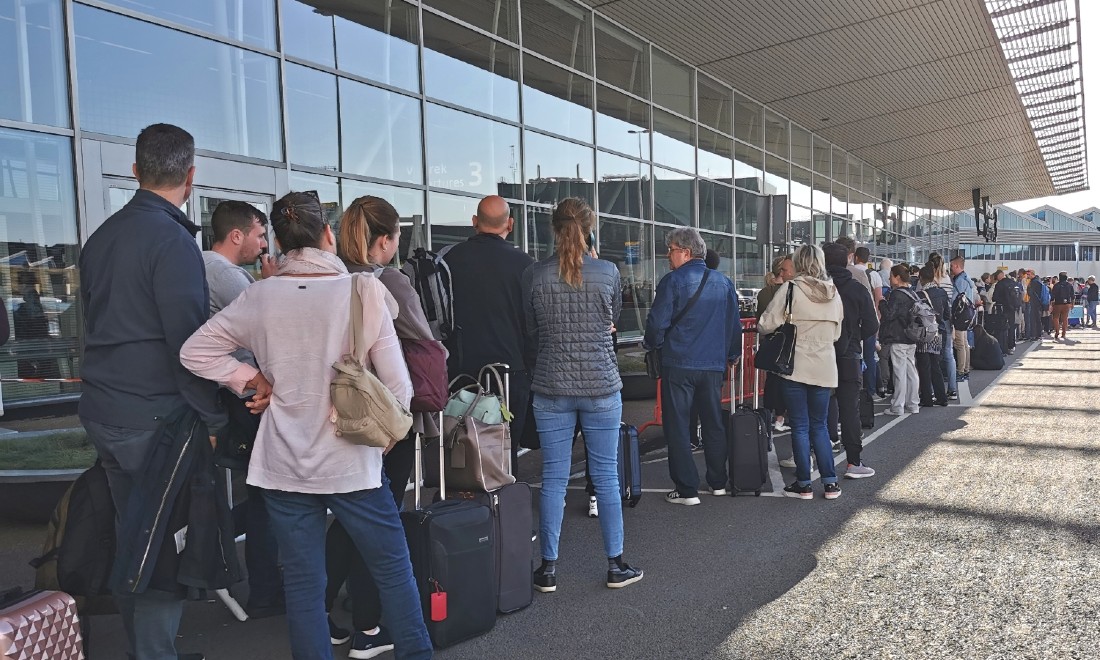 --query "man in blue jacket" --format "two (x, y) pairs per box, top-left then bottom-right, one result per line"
(79, 124), (228, 660)
(644, 227), (741, 505)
